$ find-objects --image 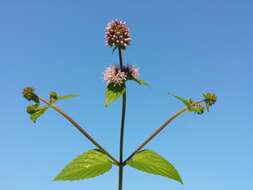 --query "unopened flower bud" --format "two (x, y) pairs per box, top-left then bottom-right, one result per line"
(23, 87), (39, 103)
(203, 92), (217, 106)
(188, 99), (195, 106)
(194, 104), (205, 115)
(49, 91), (58, 103)
(26, 104), (39, 114)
